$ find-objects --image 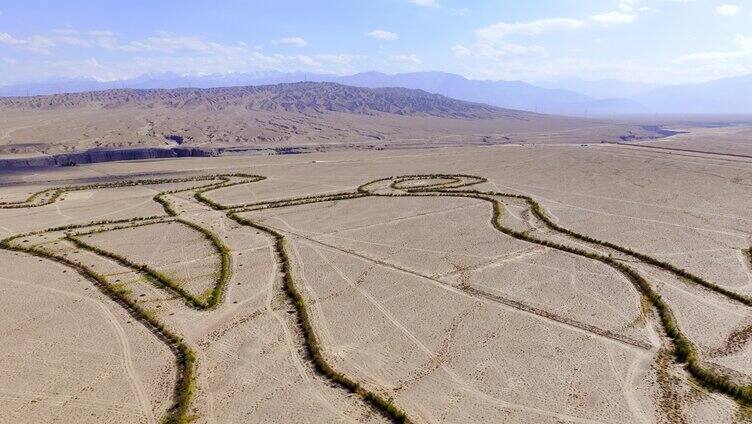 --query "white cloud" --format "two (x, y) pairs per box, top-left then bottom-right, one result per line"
(716, 4), (740, 16)
(737, 35), (752, 50)
(451, 45), (472, 58)
(271, 37), (307, 47)
(0, 33), (24, 46)
(678, 50), (749, 62)
(678, 34), (752, 63)
(668, 34), (752, 81)
(0, 28), (363, 84)
(0, 32), (55, 53)
(619, 1), (636, 11)
(364, 30), (398, 41)
(460, 42), (547, 58)
(119, 34), (249, 55)
(476, 18), (586, 41)
(409, 0), (438, 6)
(454, 18), (583, 61)
(0, 29), (247, 56)
(591, 11), (637, 24)
(450, 5), (751, 84)
(450, 52), (747, 86)
(51, 28), (119, 49)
